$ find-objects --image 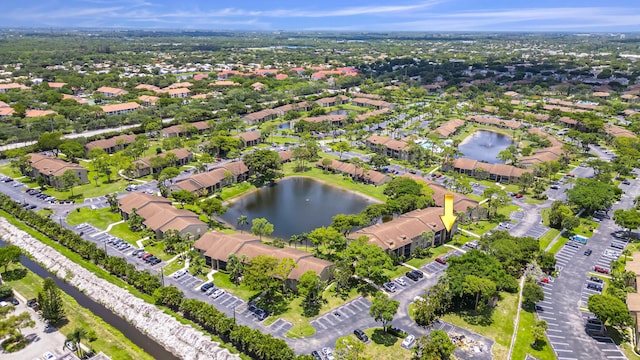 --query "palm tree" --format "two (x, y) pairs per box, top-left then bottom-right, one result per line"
(236, 215), (249, 233)
(66, 327), (87, 358)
